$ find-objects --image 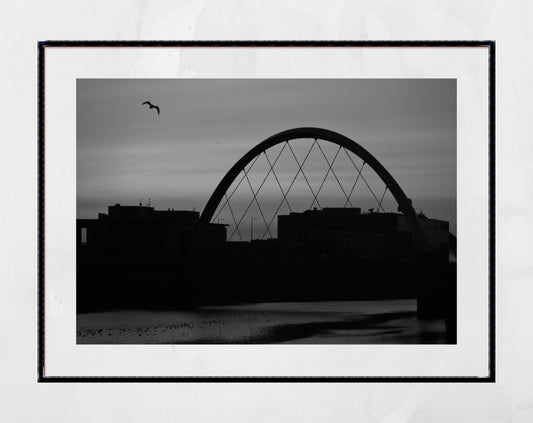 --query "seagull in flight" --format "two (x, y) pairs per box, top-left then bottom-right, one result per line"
(141, 100), (160, 115)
